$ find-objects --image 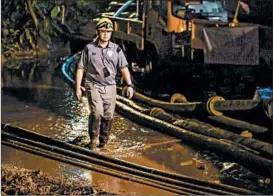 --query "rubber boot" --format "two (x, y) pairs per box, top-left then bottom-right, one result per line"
(85, 114), (100, 149)
(98, 118), (113, 148)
